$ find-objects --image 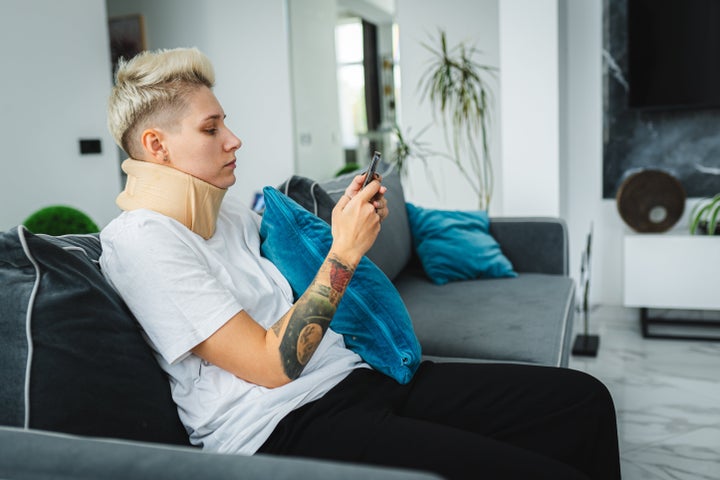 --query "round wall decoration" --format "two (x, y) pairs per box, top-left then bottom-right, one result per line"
(616, 169), (686, 233)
